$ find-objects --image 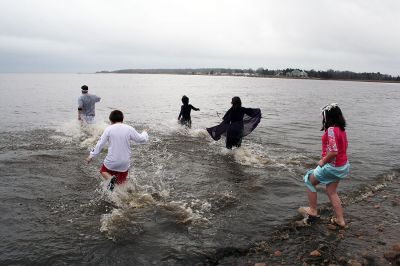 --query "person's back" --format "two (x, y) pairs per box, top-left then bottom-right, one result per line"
(78, 94), (100, 116)
(103, 123), (147, 171)
(78, 85), (101, 123)
(177, 95), (200, 128)
(180, 104), (195, 120)
(214, 96), (261, 149)
(86, 110), (148, 190)
(224, 107), (246, 123)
